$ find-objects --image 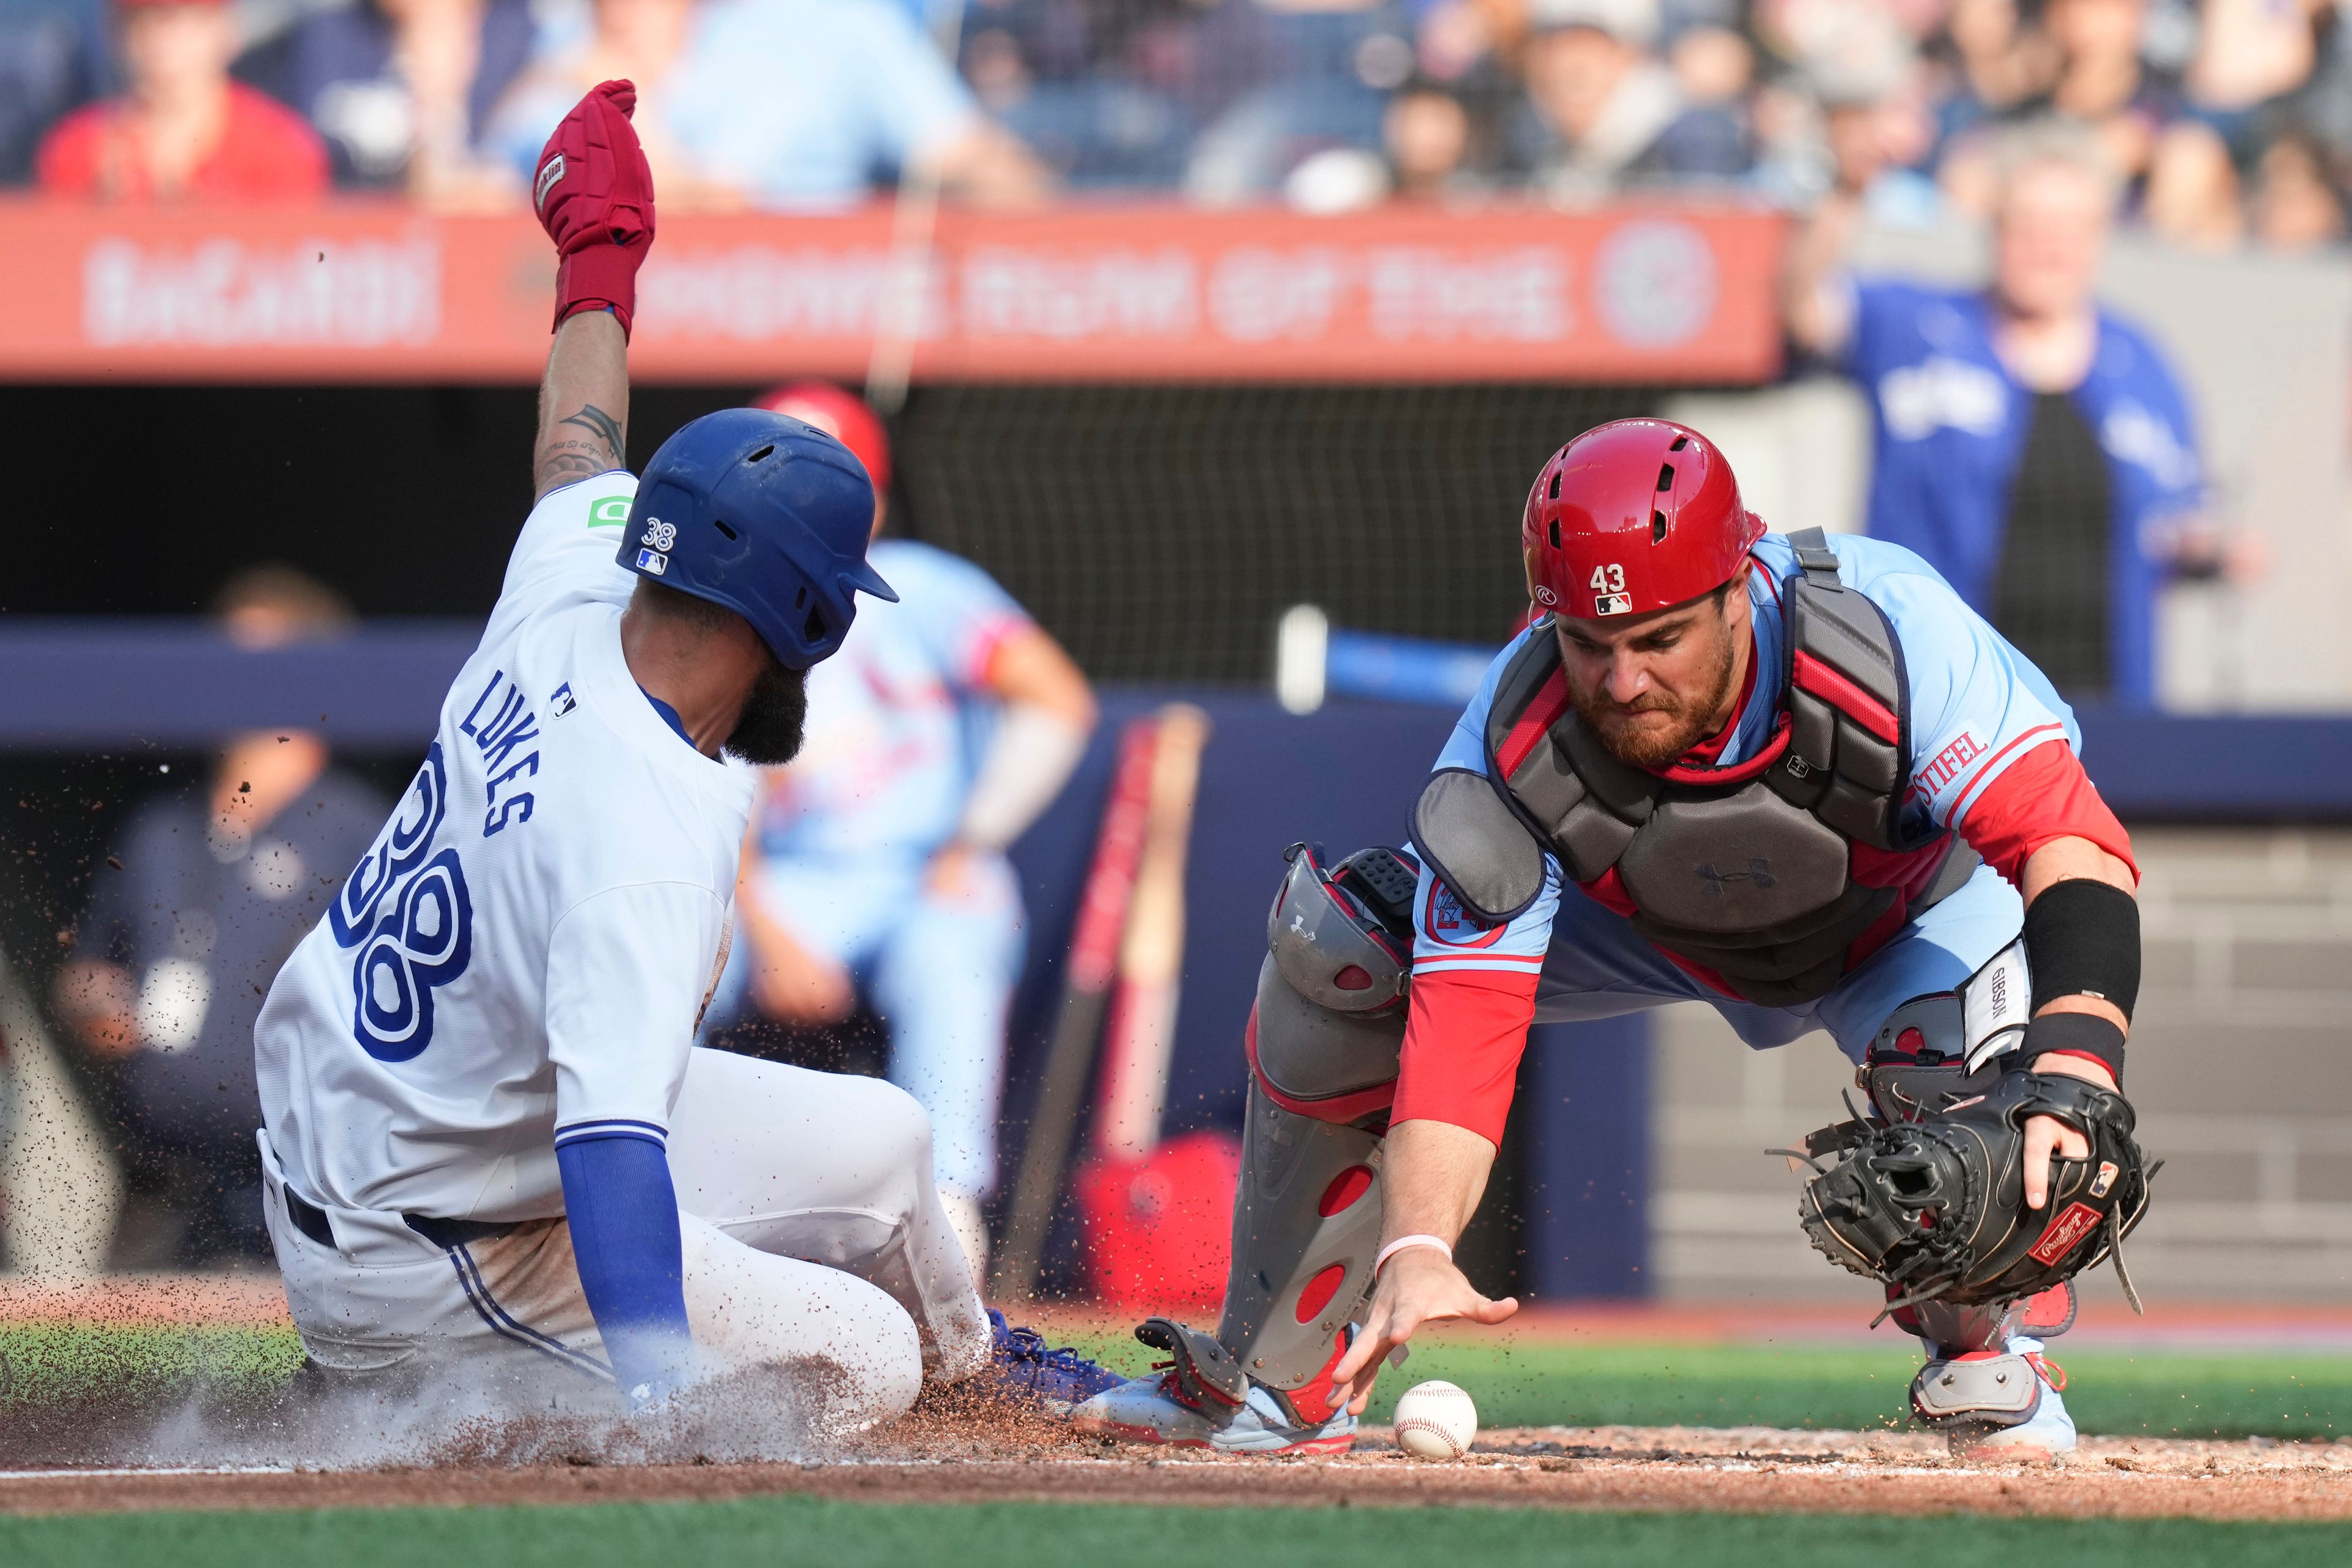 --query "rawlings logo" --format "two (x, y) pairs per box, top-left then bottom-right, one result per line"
(2027, 1202), (2105, 1265)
